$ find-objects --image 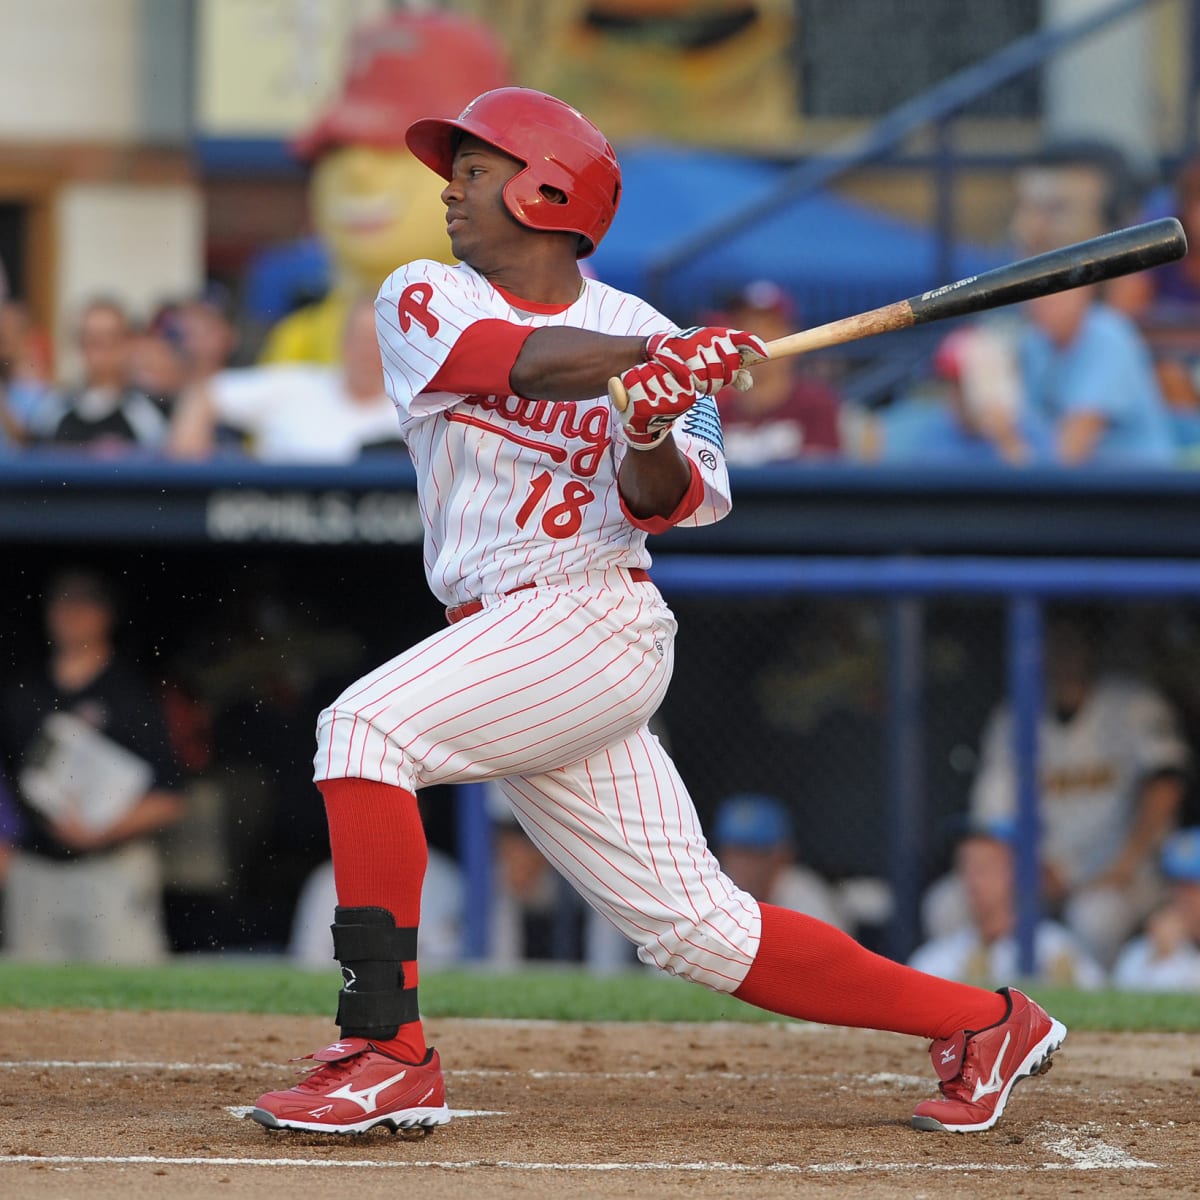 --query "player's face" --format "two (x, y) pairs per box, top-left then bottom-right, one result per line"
(441, 136), (526, 268)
